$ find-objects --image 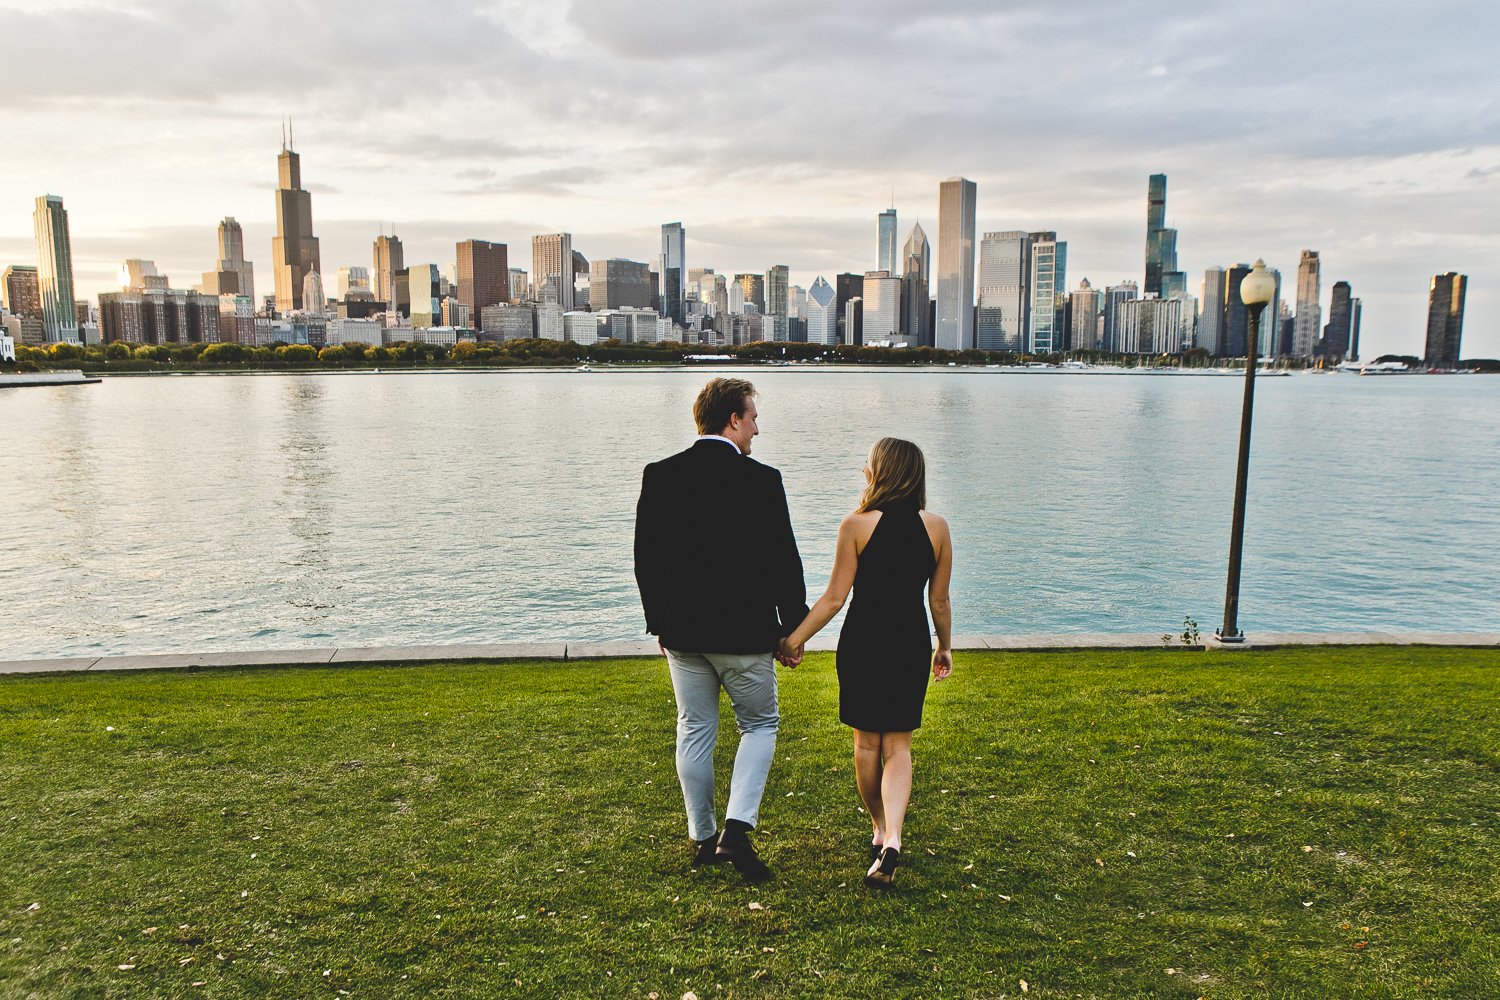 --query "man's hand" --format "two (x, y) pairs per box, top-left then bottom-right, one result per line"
(776, 636), (804, 668)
